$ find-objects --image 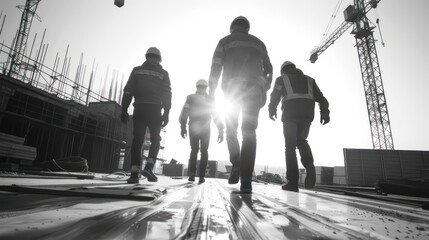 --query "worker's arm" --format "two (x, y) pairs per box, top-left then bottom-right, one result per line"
(120, 70), (135, 124)
(122, 70), (136, 109)
(161, 71), (172, 127)
(262, 45), (273, 91)
(209, 96), (224, 143)
(208, 41), (224, 97)
(313, 80), (330, 125)
(178, 96), (191, 138)
(268, 77), (283, 121)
